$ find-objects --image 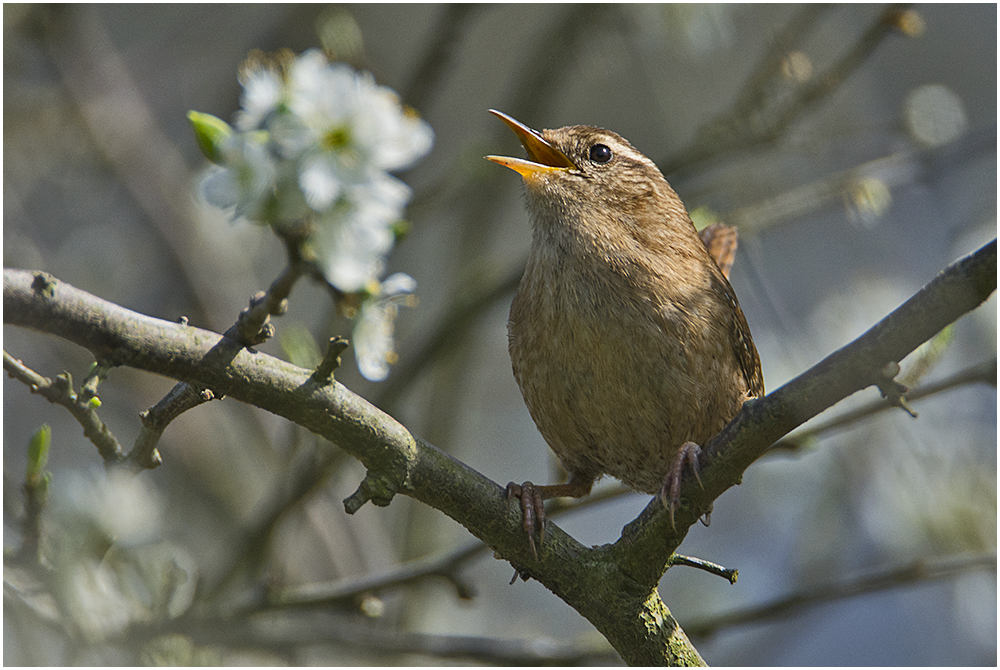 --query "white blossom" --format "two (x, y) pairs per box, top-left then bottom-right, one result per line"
(235, 60), (284, 131)
(310, 173), (411, 292)
(201, 134), (277, 222)
(353, 272), (418, 381)
(196, 48), (431, 379)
